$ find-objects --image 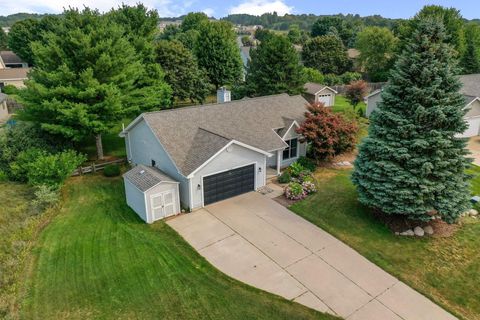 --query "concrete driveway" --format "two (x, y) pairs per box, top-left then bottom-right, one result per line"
(167, 192), (457, 320)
